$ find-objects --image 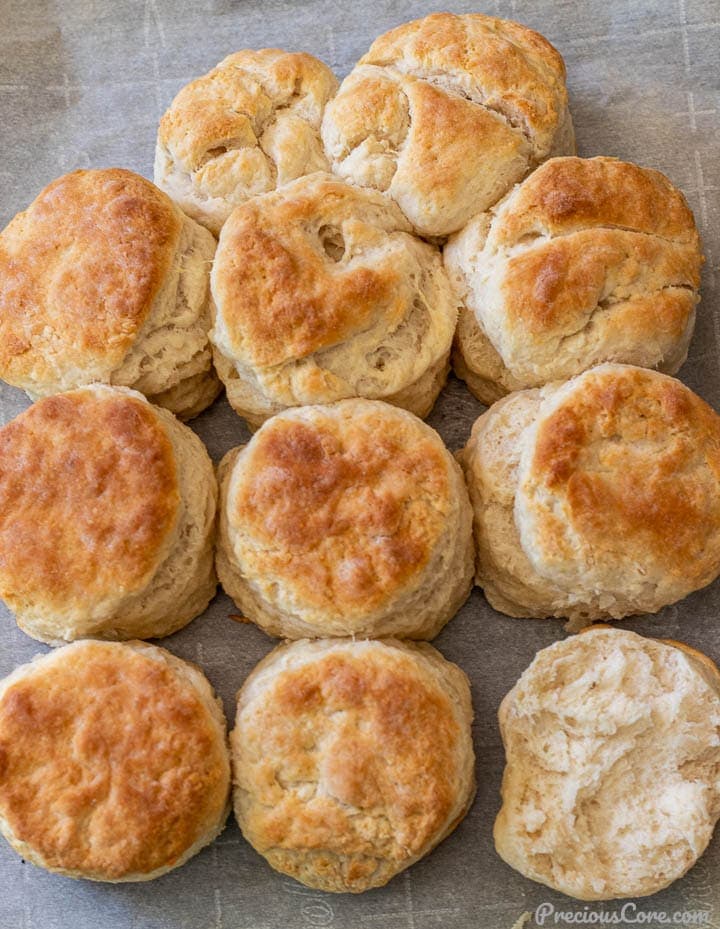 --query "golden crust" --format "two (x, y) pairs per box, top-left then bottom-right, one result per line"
(399, 78), (529, 228)
(209, 173), (458, 424)
(447, 157), (703, 401)
(0, 169), (183, 390)
(159, 49), (335, 170)
(155, 49), (338, 235)
(494, 156), (698, 245)
(217, 401), (473, 637)
(0, 388), (180, 615)
(461, 365), (720, 622)
(519, 365), (720, 597)
(362, 12), (567, 152)
(231, 411), (448, 607)
(502, 231), (698, 345)
(212, 174), (409, 367)
(326, 67), (528, 232)
(231, 638), (475, 892)
(0, 641), (230, 881)
(495, 158), (700, 351)
(322, 13), (572, 236)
